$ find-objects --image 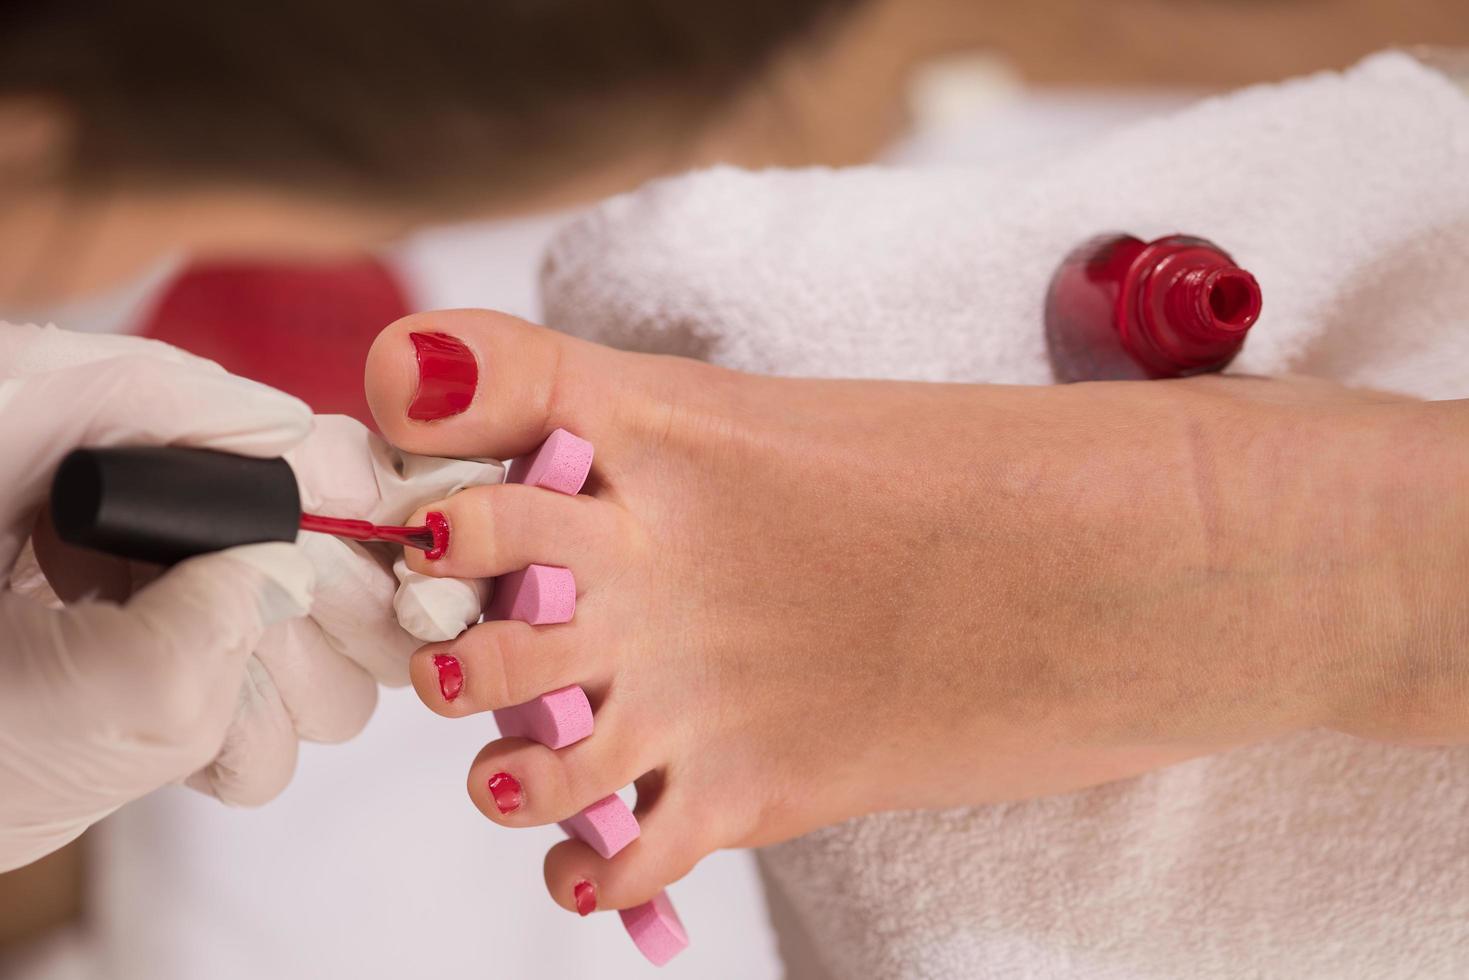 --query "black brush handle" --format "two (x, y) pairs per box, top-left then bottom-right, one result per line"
(50, 447), (301, 565)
